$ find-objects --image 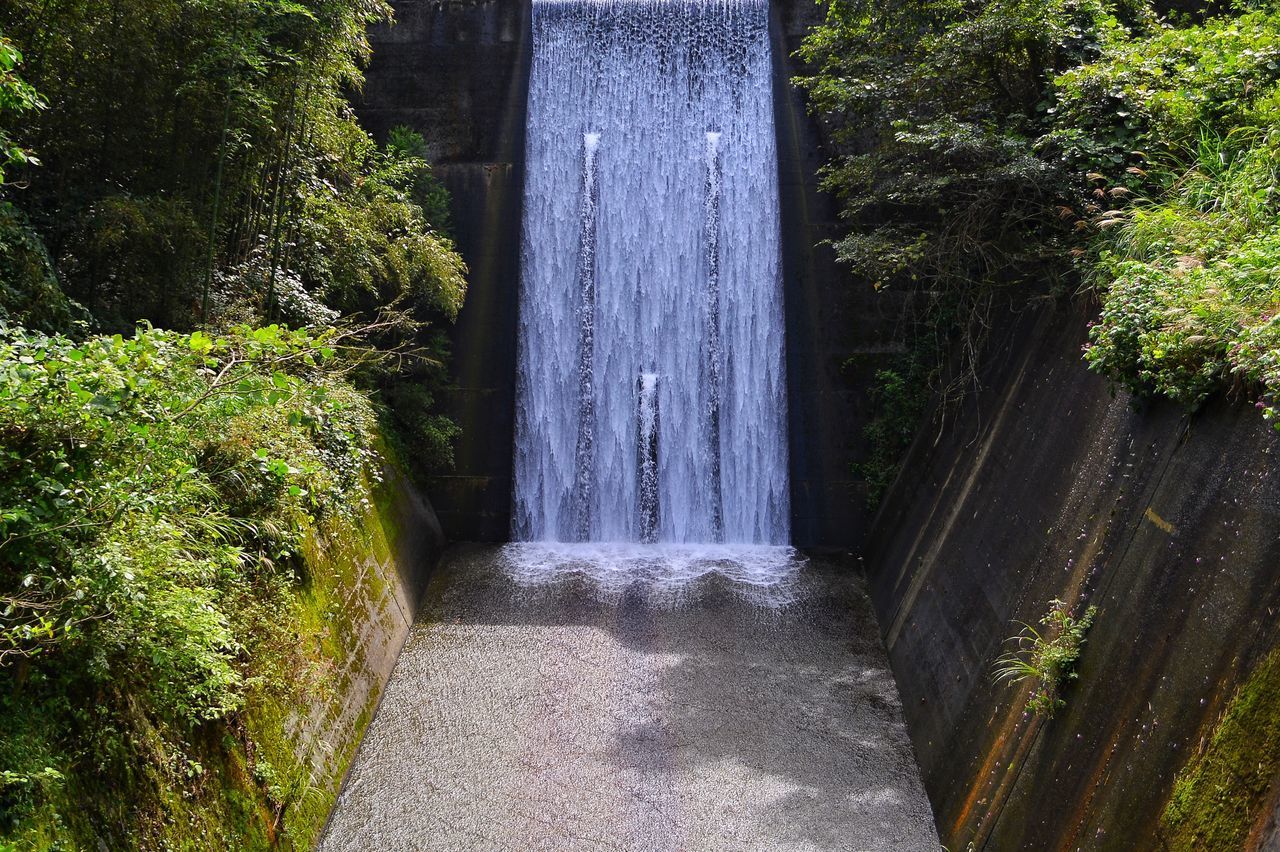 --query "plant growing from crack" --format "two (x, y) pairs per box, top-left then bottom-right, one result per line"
(994, 599), (1098, 718)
